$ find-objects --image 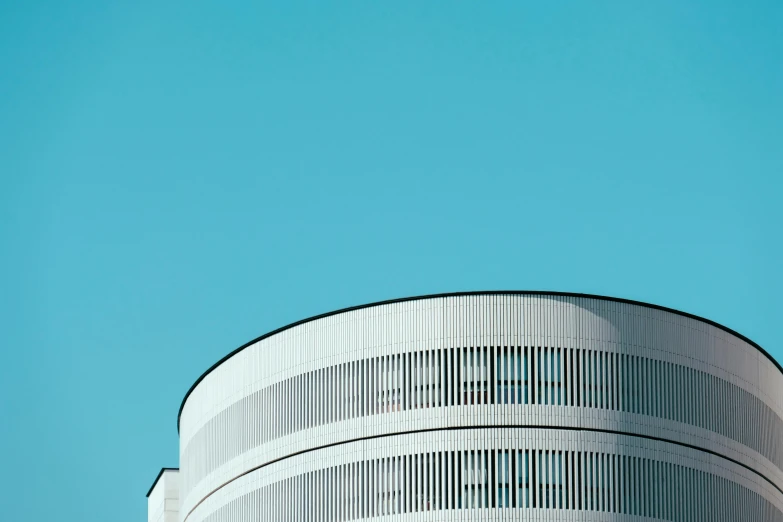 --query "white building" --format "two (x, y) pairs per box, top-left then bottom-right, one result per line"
(148, 292), (783, 521)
